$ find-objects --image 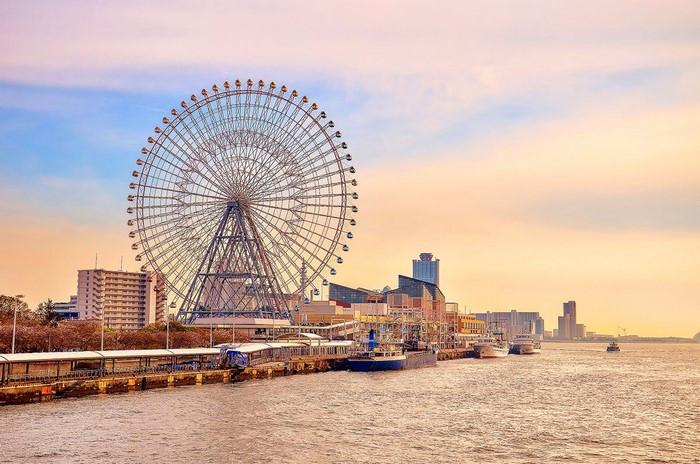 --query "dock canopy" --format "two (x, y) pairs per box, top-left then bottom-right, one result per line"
(0, 348), (221, 364)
